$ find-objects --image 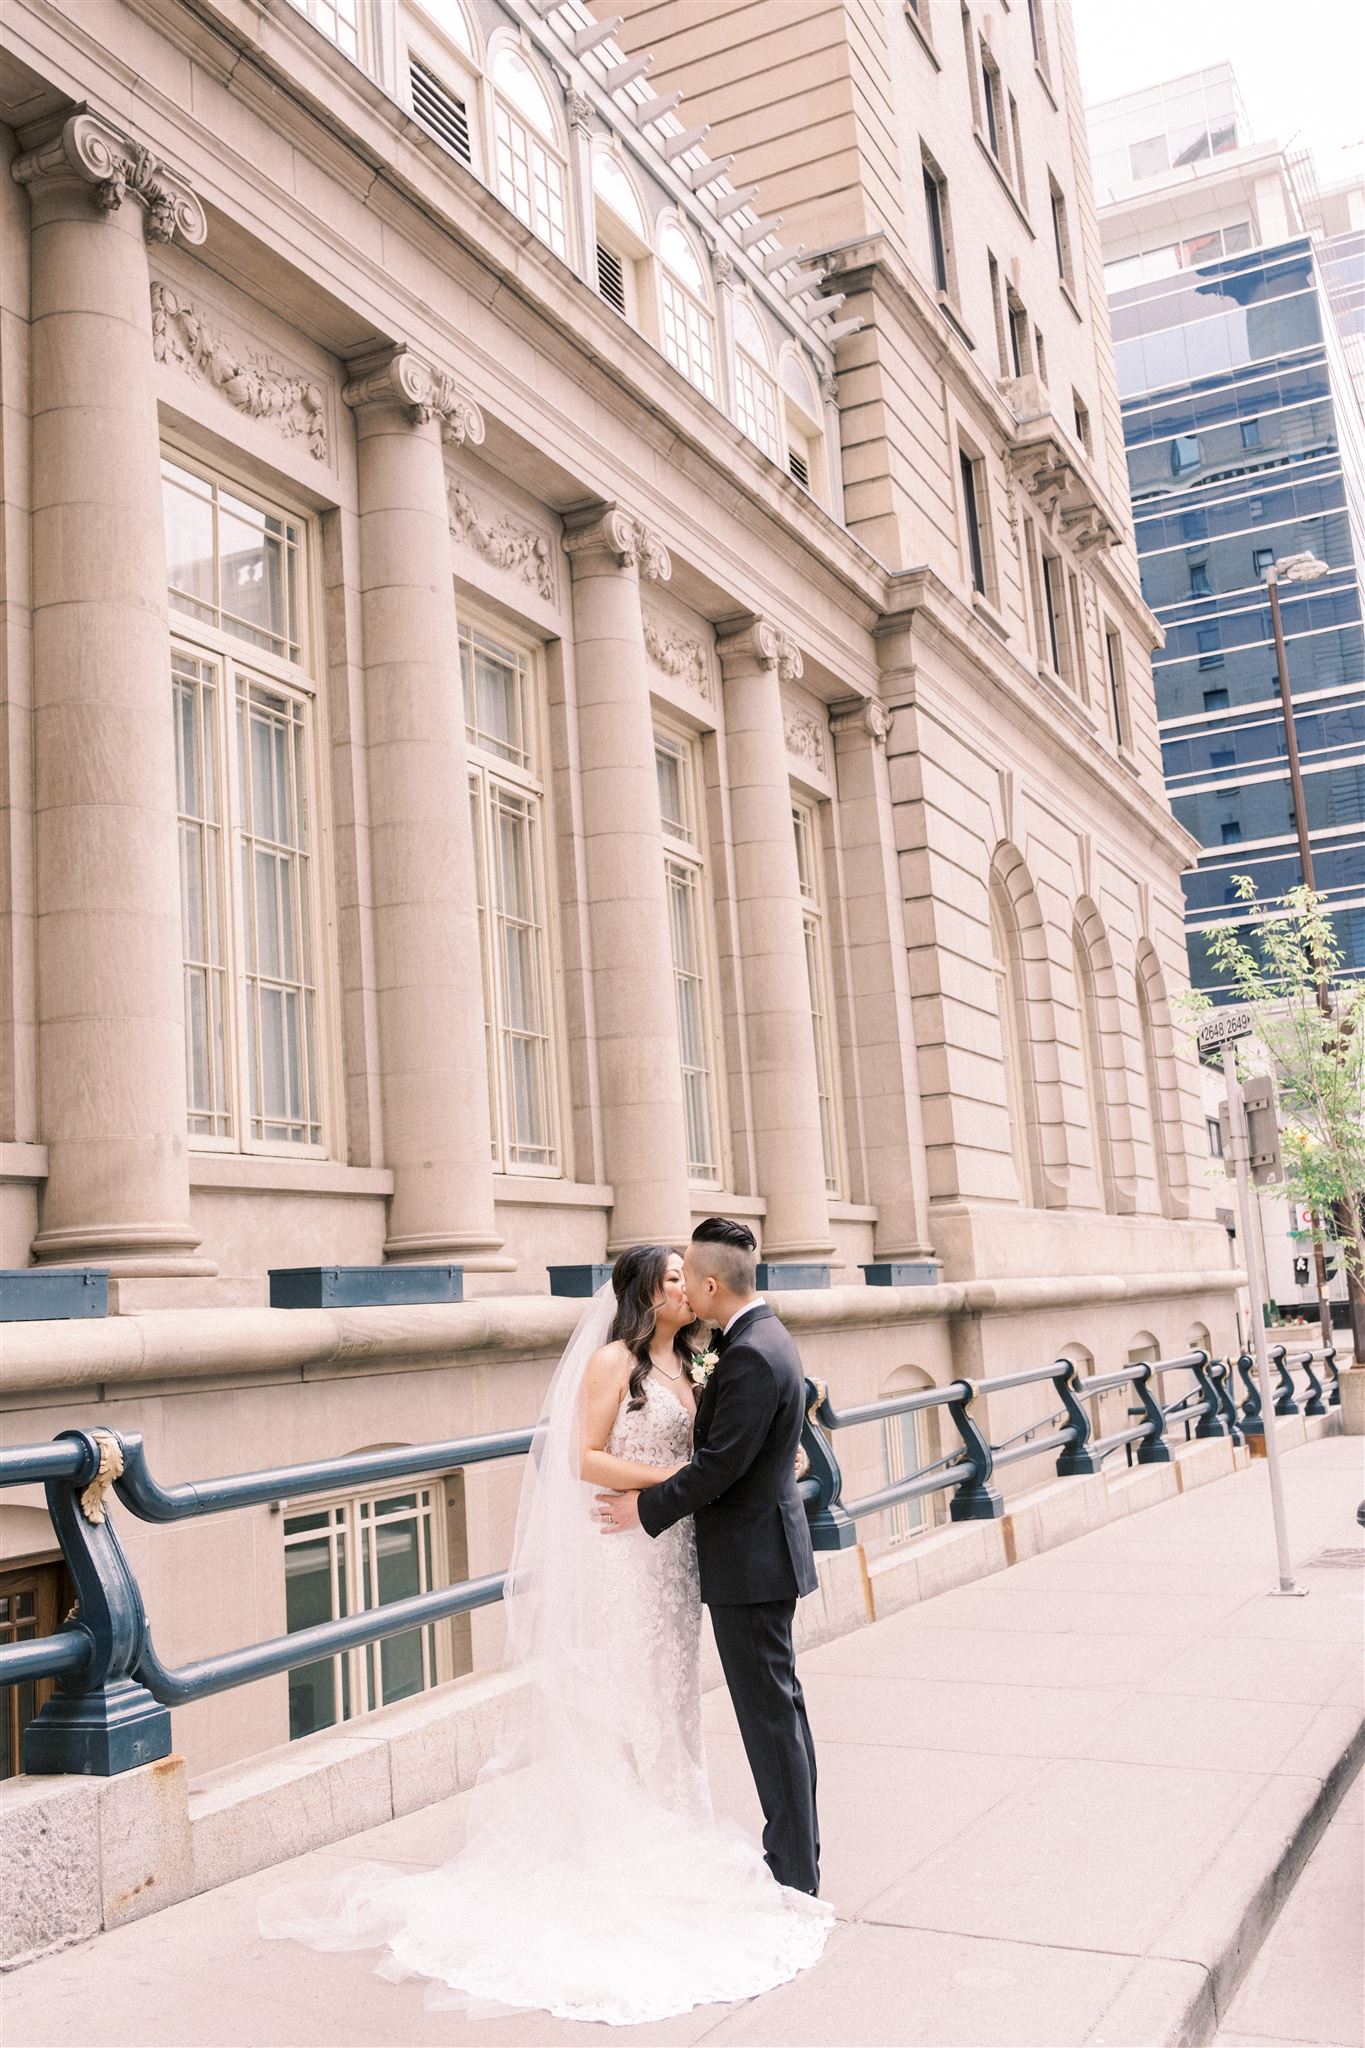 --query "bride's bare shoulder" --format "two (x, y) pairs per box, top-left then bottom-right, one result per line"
(585, 1338), (631, 1389)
